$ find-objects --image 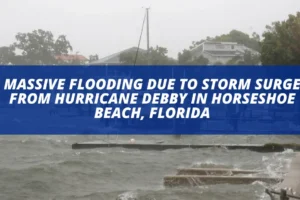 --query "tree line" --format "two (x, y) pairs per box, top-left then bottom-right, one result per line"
(1, 12), (299, 65)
